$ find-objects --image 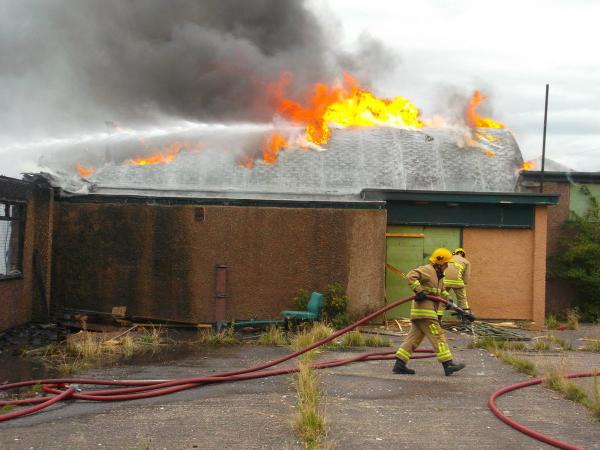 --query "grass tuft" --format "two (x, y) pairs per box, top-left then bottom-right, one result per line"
(294, 361), (326, 449)
(468, 337), (526, 352)
(362, 333), (393, 348)
(543, 369), (600, 419)
(497, 351), (538, 377)
(27, 330), (167, 374)
(566, 309), (580, 330)
(290, 323), (336, 361)
(589, 375), (600, 419)
(256, 325), (289, 346)
(547, 335), (573, 351)
(341, 330), (364, 347)
(545, 314), (560, 330)
(197, 328), (240, 346)
(532, 339), (551, 352)
(582, 341), (600, 352)
(0, 404), (16, 413)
